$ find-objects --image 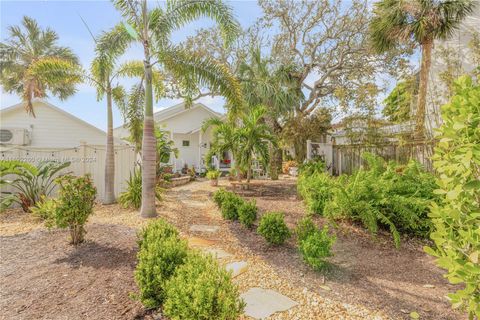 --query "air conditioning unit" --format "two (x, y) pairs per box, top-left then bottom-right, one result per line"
(0, 128), (31, 145)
